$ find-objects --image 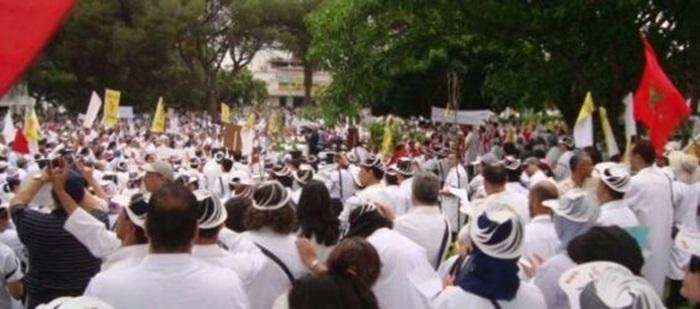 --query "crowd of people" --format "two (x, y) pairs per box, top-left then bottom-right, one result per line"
(0, 108), (697, 309)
